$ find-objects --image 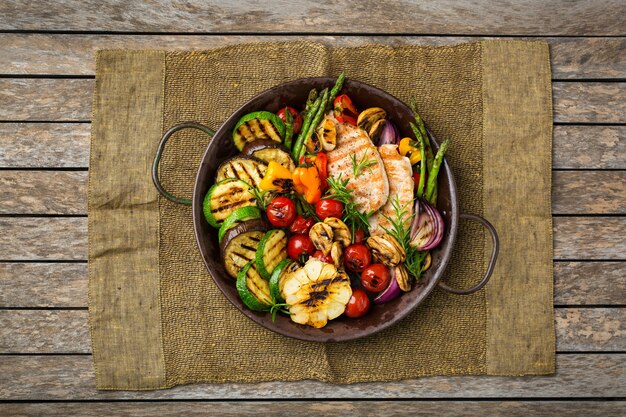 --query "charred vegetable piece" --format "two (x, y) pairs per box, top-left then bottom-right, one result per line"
(269, 259), (299, 303)
(315, 117), (337, 152)
(220, 219), (268, 278)
(241, 140), (296, 172)
(282, 258), (352, 328)
(215, 156), (268, 188)
(233, 111), (286, 151)
(217, 206), (262, 243)
(203, 178), (257, 228)
(357, 107), (387, 140)
(255, 229), (288, 280)
(259, 161), (294, 193)
(236, 261), (272, 311)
